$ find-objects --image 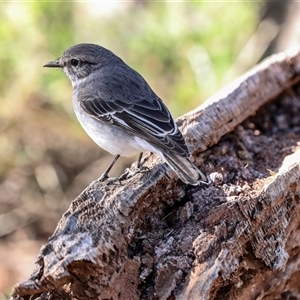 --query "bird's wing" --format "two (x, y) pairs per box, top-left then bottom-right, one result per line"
(78, 78), (189, 157)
